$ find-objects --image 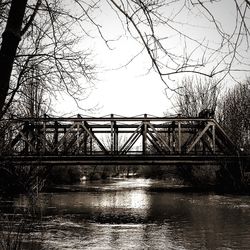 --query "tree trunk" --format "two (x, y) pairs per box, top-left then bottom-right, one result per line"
(0, 0), (27, 117)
